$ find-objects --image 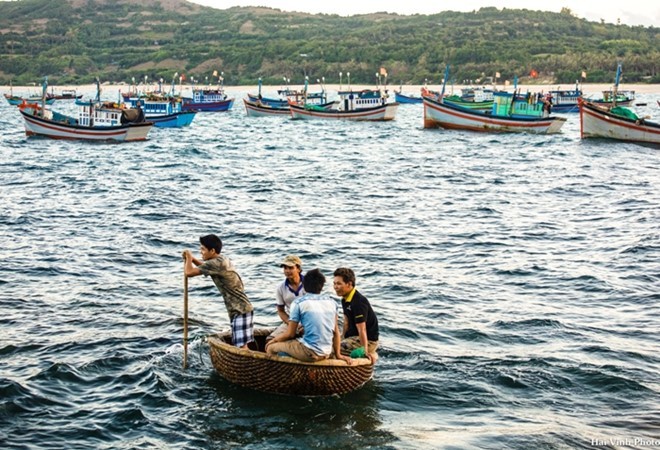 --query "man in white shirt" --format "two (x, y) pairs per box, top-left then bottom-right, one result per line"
(267, 255), (306, 341)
